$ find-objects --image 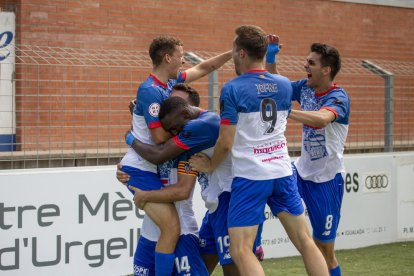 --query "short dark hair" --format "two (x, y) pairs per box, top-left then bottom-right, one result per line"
(149, 36), (183, 66)
(234, 25), (268, 60)
(310, 43), (341, 80)
(159, 96), (189, 121)
(172, 83), (200, 107)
